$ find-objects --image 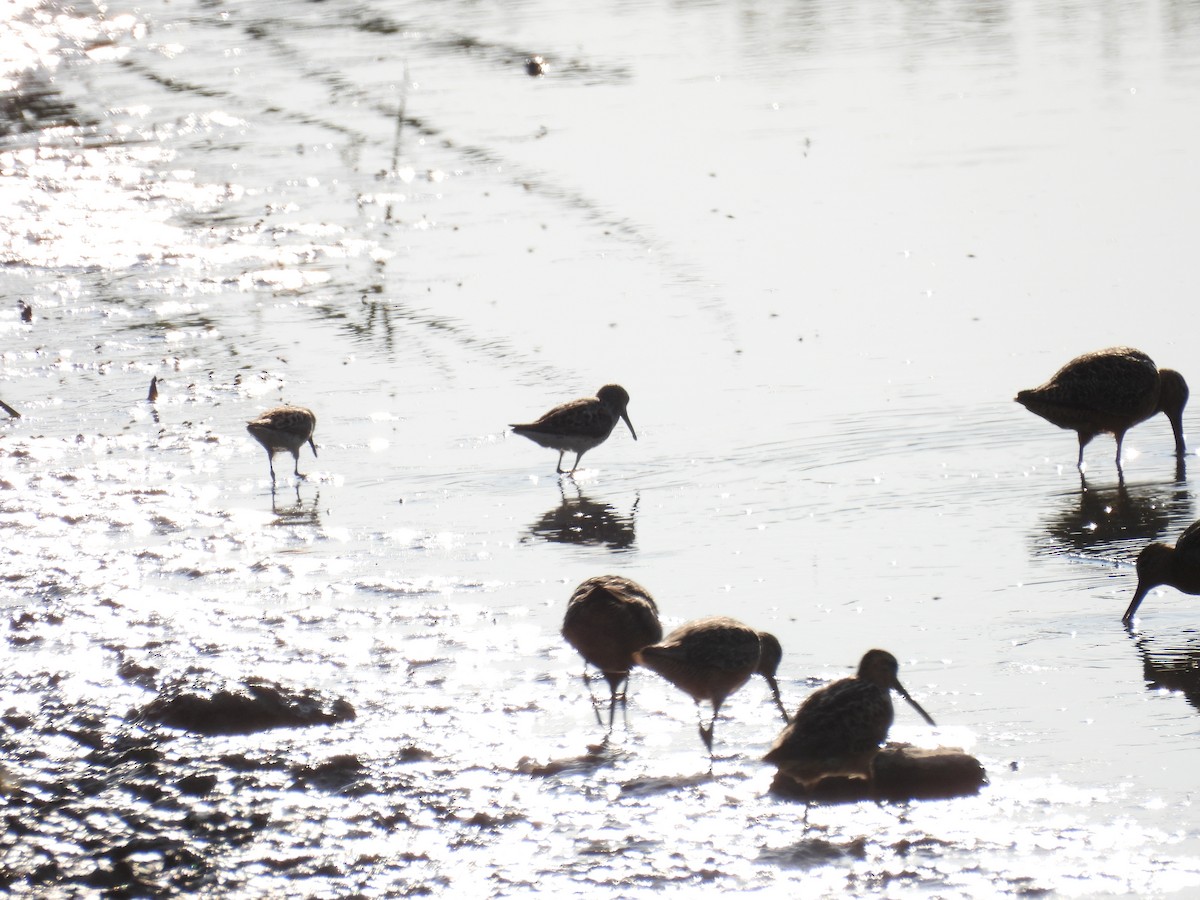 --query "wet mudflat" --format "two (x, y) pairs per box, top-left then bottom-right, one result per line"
(4, 0), (1200, 895)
